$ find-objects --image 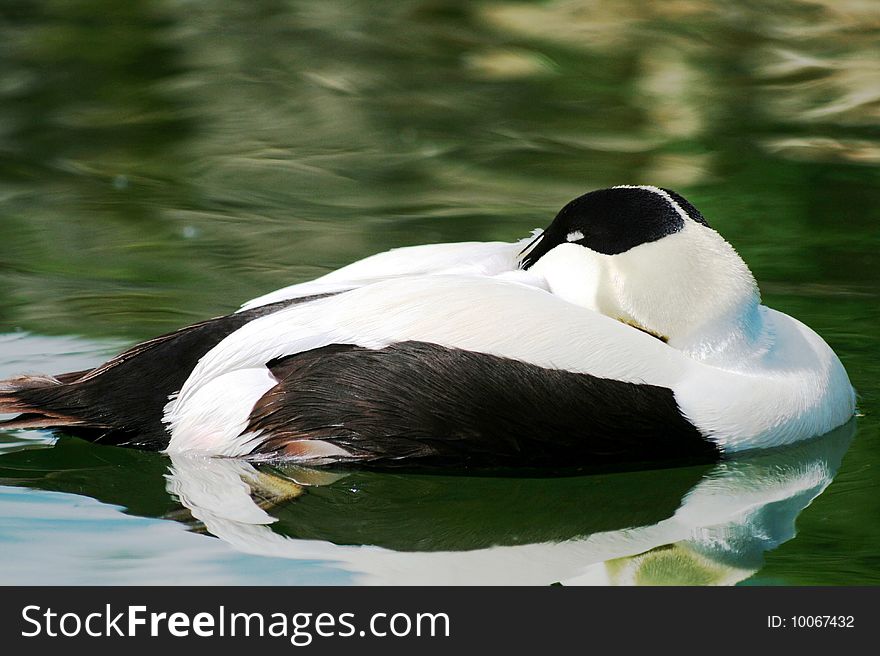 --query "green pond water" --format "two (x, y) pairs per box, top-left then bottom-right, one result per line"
(0, 0), (878, 585)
